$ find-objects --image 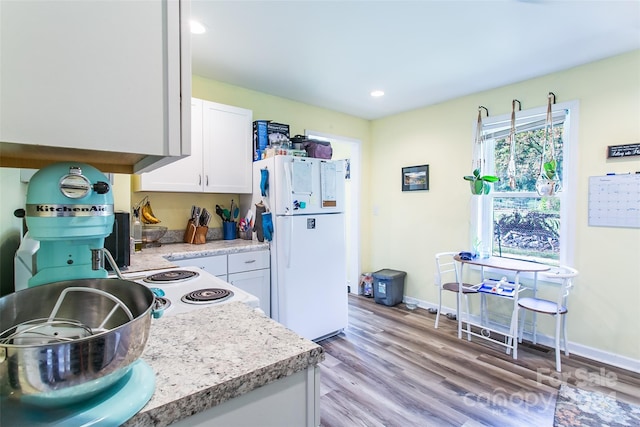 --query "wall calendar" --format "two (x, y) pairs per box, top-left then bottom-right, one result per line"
(588, 174), (640, 228)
